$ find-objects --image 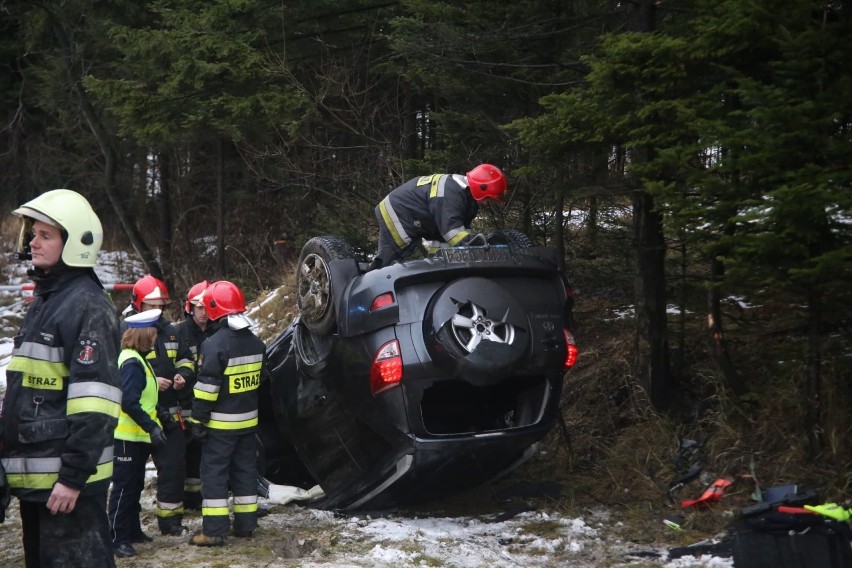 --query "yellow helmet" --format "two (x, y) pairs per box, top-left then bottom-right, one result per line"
(13, 189), (103, 268)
